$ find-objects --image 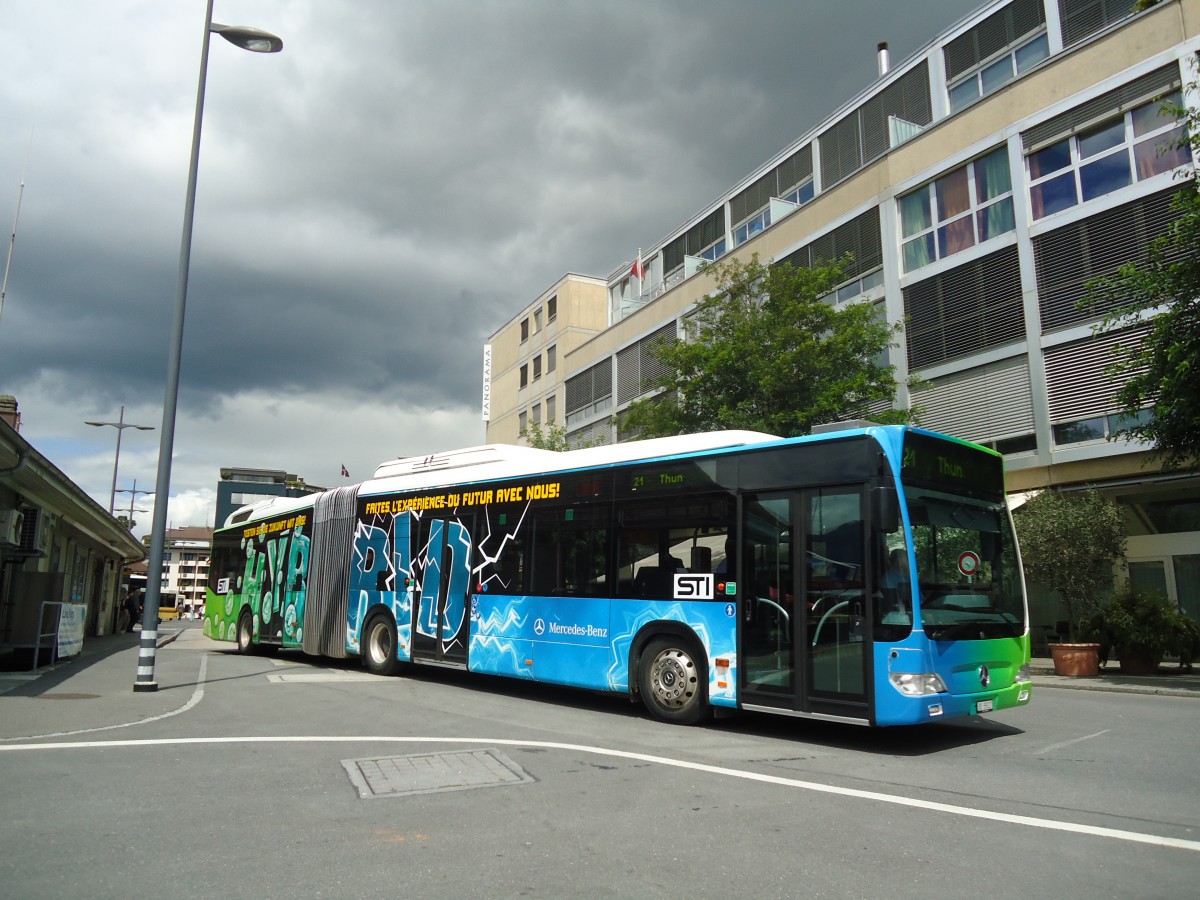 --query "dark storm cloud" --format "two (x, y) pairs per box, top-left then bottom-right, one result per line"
(0, 0), (985, 527)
